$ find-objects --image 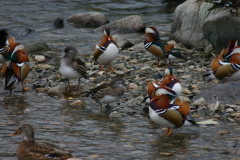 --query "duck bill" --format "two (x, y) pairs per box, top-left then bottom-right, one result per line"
(107, 36), (111, 41)
(150, 97), (157, 101)
(10, 129), (21, 136)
